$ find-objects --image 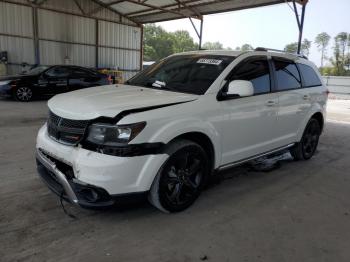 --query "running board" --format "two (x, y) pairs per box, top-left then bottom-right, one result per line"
(218, 143), (295, 171)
